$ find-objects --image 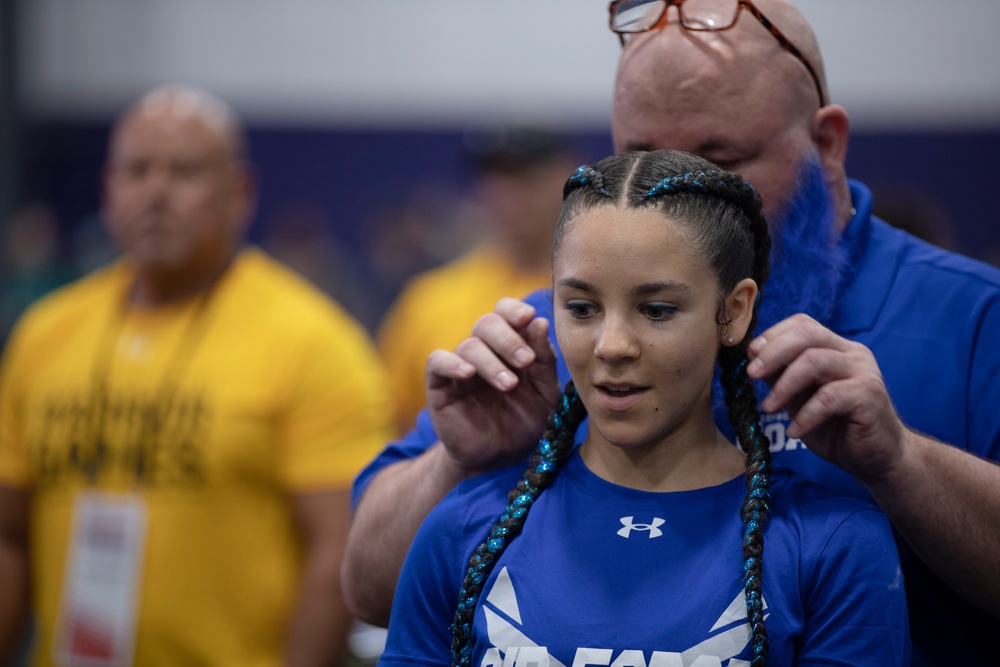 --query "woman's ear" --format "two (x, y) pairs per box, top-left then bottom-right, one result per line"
(721, 278), (758, 346)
